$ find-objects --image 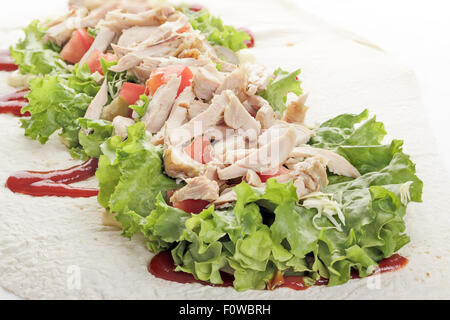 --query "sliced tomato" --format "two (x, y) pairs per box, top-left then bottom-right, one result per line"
(257, 166), (290, 183)
(174, 199), (210, 214)
(146, 65), (193, 97)
(119, 82), (146, 105)
(183, 136), (212, 164)
(60, 28), (95, 64)
(85, 50), (117, 75)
